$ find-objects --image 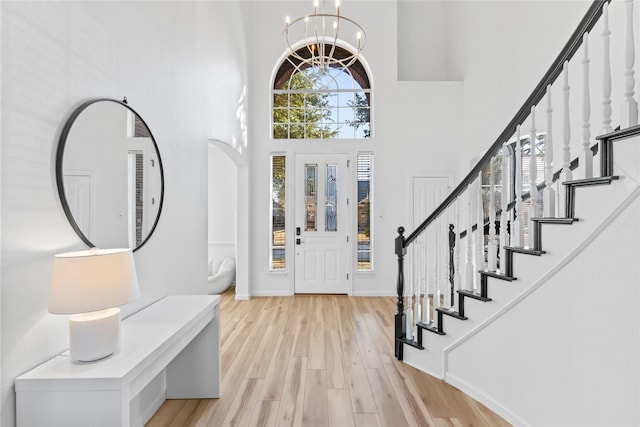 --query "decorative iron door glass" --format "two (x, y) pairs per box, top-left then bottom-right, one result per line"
(295, 153), (350, 294)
